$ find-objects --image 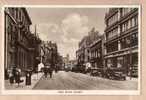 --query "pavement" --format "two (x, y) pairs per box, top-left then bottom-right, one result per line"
(33, 71), (138, 90)
(5, 72), (43, 90)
